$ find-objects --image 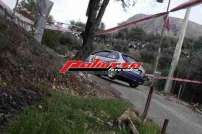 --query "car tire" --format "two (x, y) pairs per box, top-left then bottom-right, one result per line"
(107, 70), (116, 79)
(129, 82), (139, 88)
